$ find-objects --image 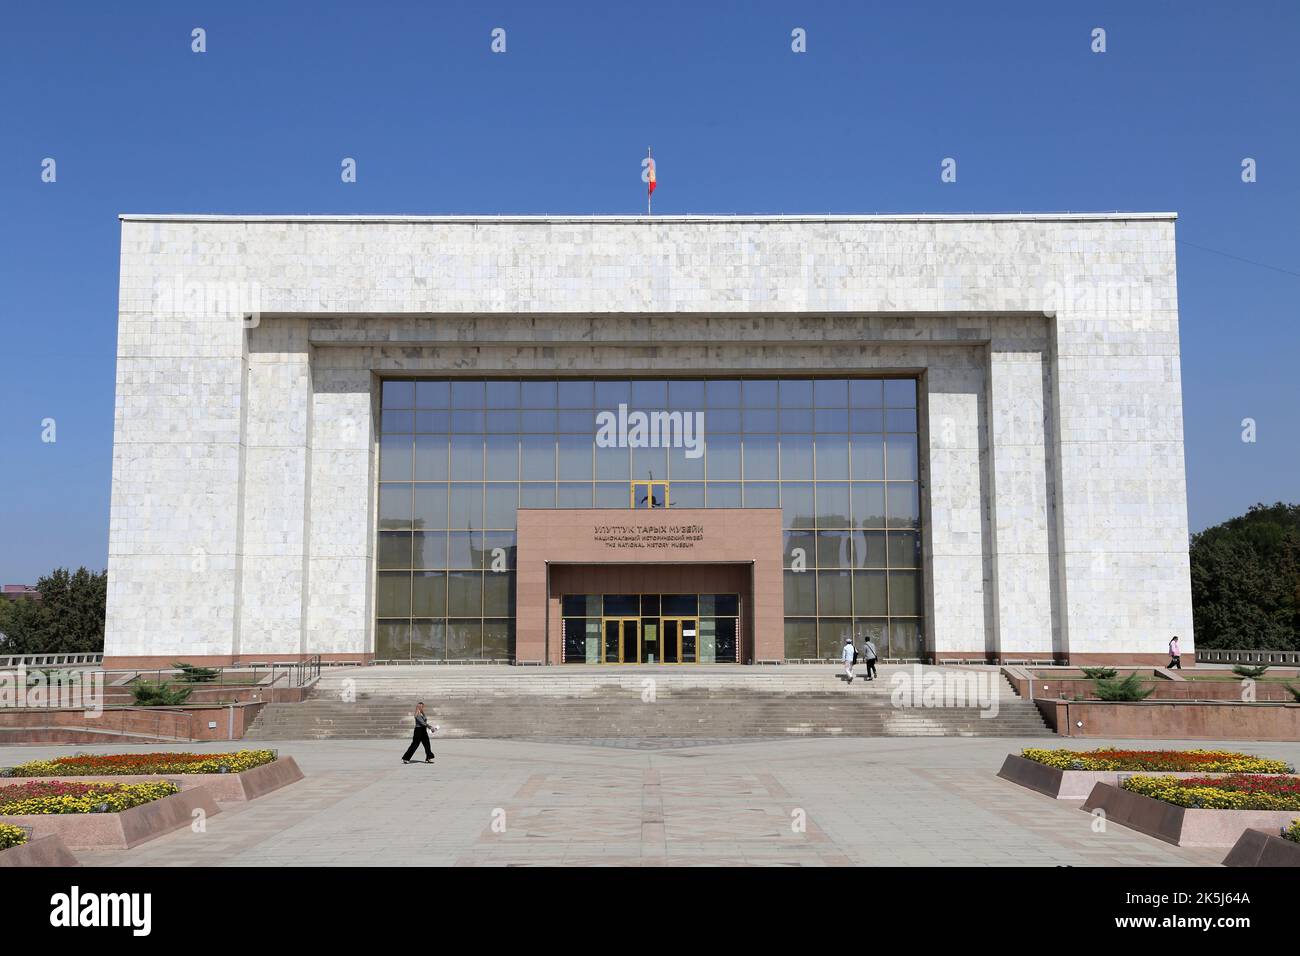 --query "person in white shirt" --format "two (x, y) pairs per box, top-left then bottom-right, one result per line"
(841, 636), (856, 683)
